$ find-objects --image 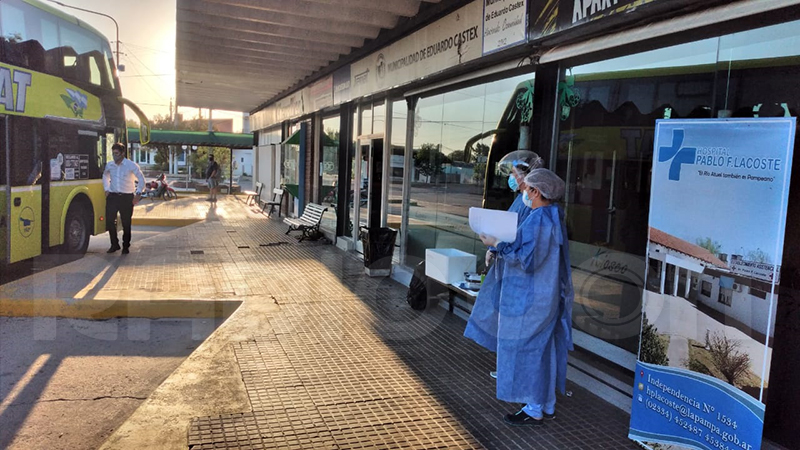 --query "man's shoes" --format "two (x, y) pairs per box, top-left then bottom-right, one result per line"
(107, 245), (121, 253)
(121, 247), (130, 255)
(490, 371), (497, 379)
(543, 411), (556, 420)
(504, 409), (544, 427)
